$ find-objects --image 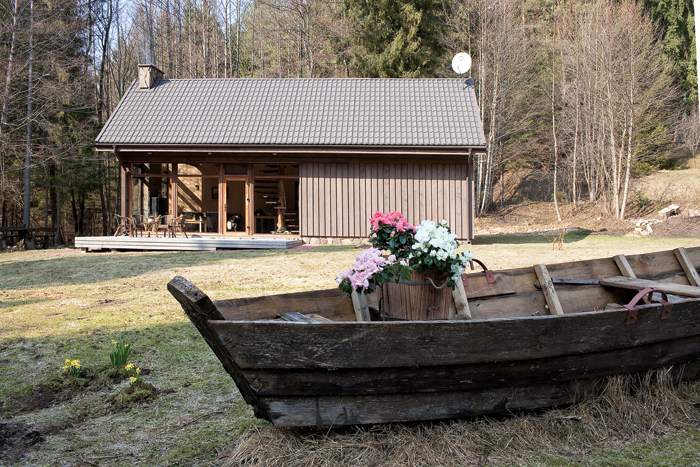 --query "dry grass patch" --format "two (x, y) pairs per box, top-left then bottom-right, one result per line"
(225, 370), (700, 467)
(2, 238), (700, 465)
